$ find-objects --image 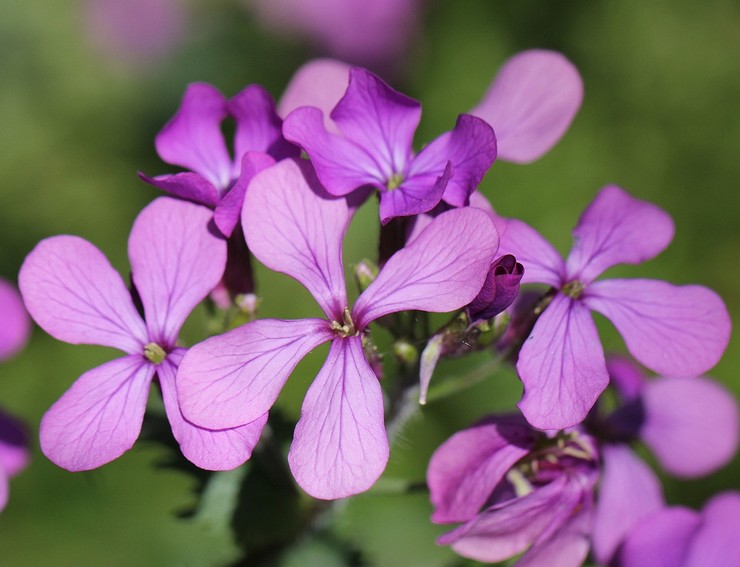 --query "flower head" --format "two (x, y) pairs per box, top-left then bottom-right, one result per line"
(0, 279), (30, 362)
